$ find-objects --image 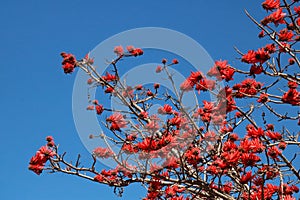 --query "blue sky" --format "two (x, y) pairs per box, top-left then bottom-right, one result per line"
(0, 1), (279, 200)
